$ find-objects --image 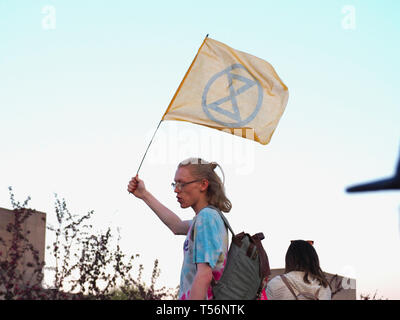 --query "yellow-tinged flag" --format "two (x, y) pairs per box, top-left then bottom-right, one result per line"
(162, 37), (289, 145)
